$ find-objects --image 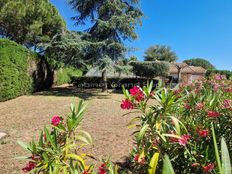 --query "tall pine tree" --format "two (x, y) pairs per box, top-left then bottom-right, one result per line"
(68, 0), (143, 91)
